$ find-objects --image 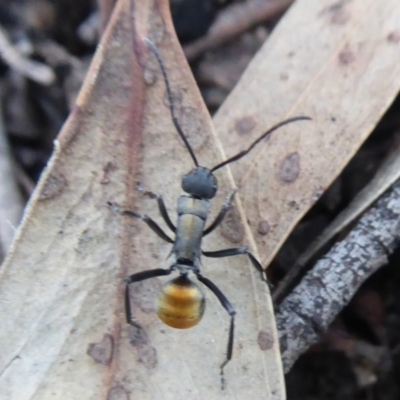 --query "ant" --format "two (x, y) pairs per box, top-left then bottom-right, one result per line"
(108, 38), (310, 389)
